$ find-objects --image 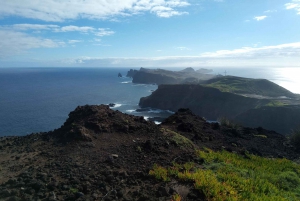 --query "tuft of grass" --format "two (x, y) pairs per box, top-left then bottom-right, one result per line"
(69, 187), (78, 194)
(171, 194), (182, 201)
(265, 101), (287, 107)
(150, 149), (300, 201)
(253, 134), (268, 138)
(149, 164), (169, 182)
